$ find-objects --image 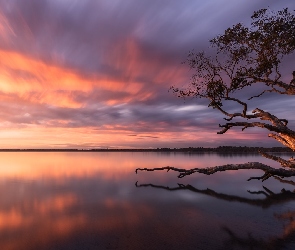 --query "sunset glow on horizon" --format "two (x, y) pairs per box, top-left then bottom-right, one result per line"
(0, 0), (294, 149)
